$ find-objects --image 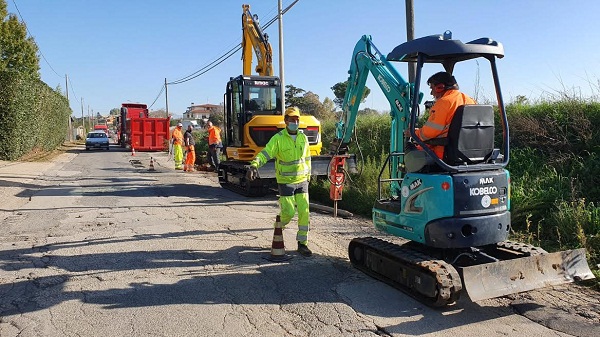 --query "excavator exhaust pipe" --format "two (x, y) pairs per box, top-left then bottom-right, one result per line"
(459, 248), (595, 302)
